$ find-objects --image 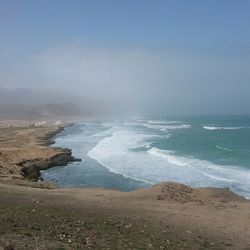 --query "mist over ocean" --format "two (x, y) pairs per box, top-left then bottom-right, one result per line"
(42, 116), (250, 198)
